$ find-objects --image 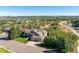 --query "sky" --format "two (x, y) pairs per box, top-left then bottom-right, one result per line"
(0, 6), (79, 16)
